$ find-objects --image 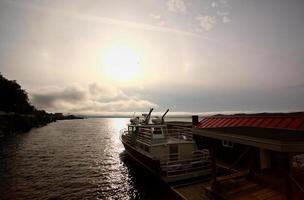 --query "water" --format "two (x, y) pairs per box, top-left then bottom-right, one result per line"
(0, 118), (178, 200)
